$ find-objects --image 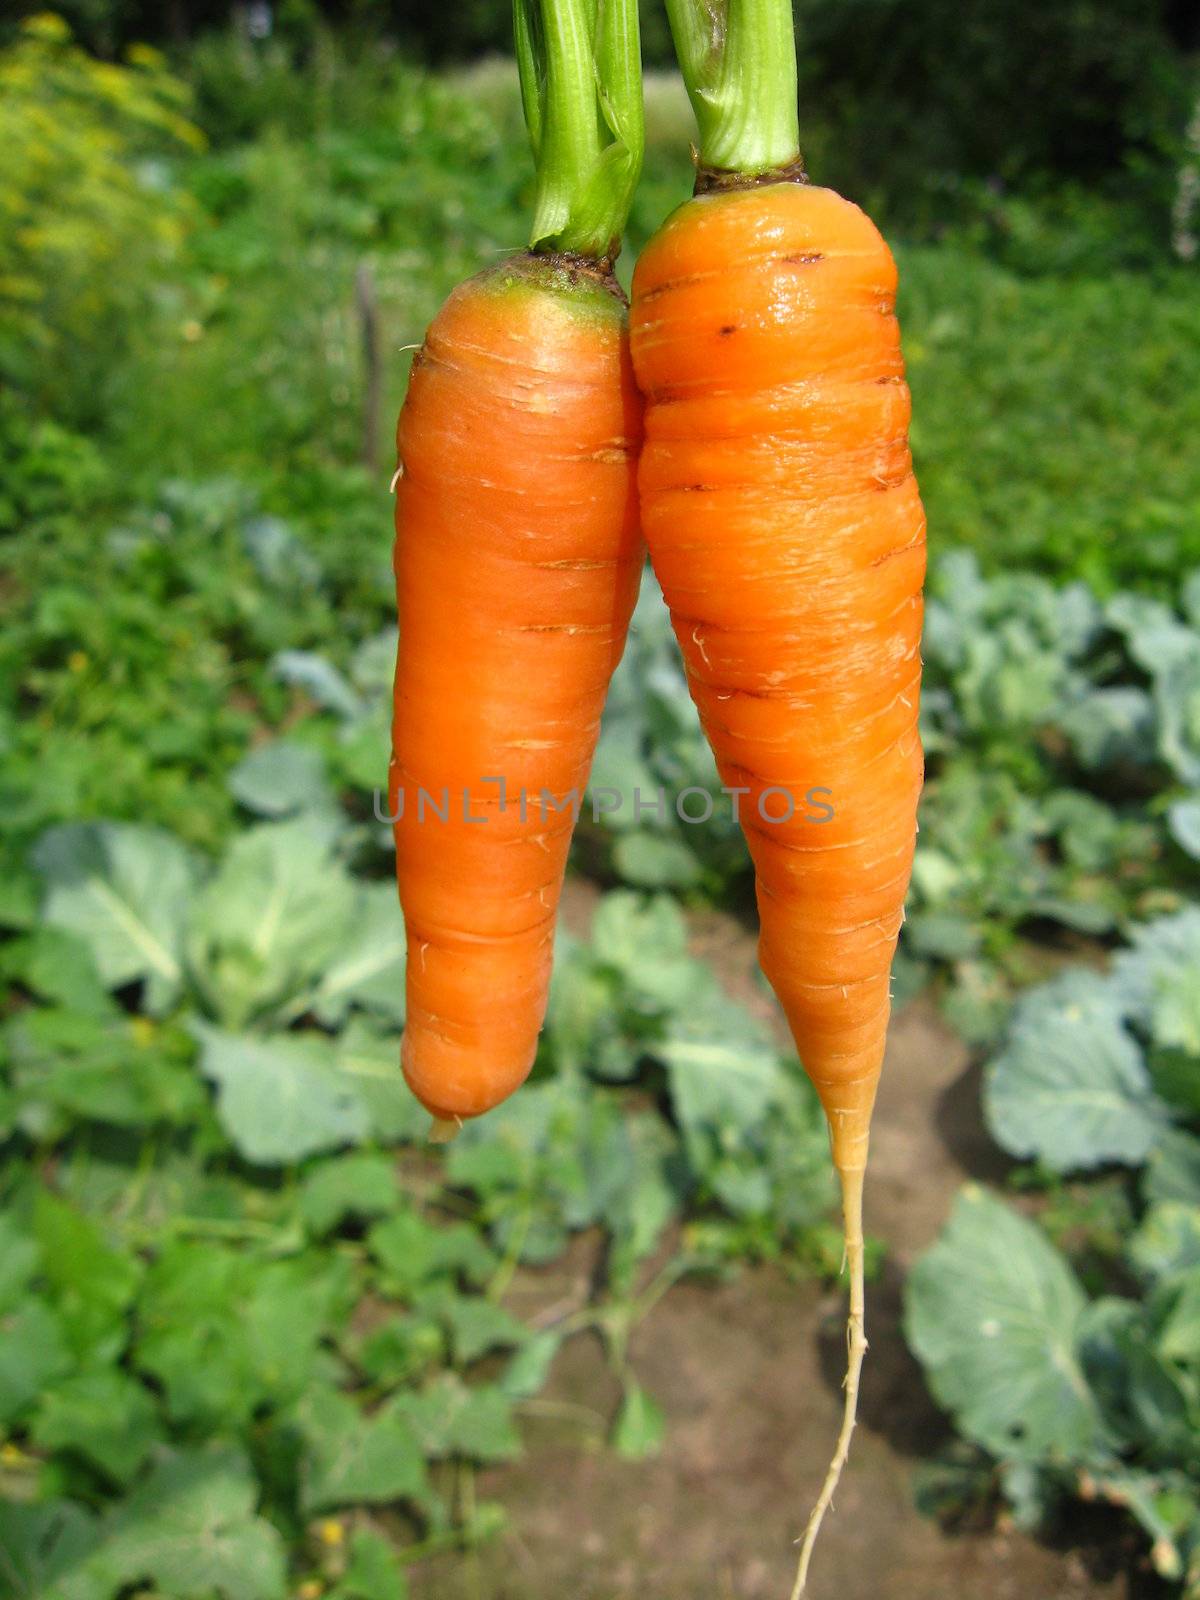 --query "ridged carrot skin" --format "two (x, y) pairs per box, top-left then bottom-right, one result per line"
(391, 254), (643, 1122)
(631, 182), (925, 1176)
